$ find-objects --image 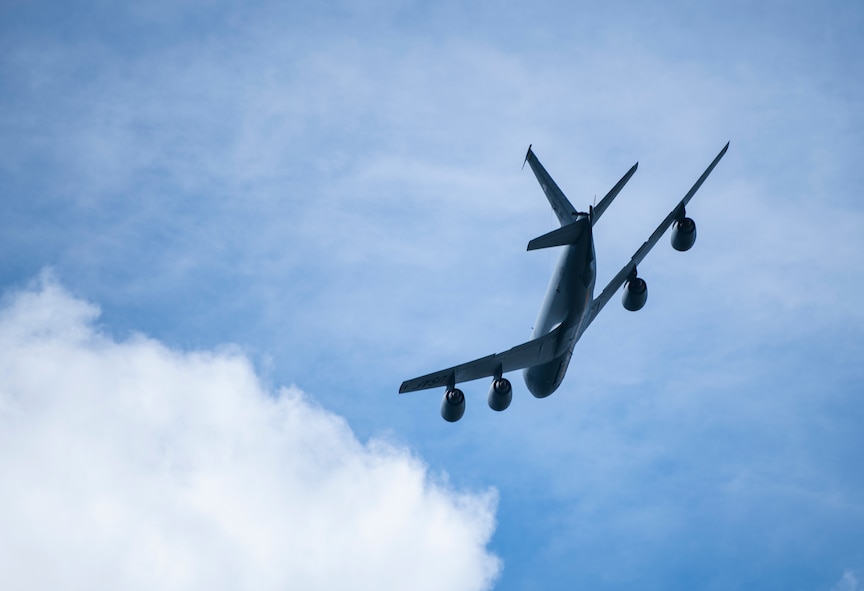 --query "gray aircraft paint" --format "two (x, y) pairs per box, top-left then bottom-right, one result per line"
(400, 142), (729, 420)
